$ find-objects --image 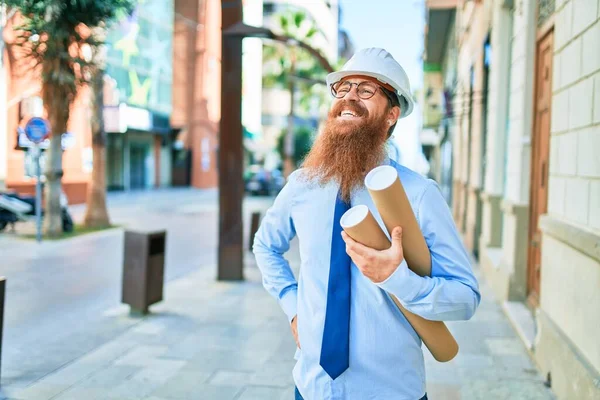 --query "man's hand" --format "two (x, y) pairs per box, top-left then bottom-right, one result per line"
(341, 226), (404, 283)
(291, 315), (300, 349)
